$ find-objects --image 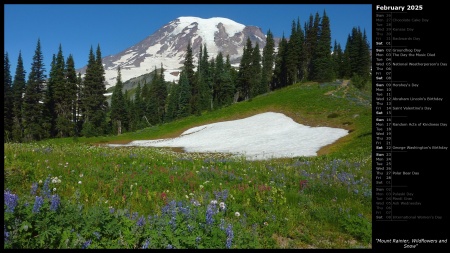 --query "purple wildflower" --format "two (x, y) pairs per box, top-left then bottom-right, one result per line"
(30, 182), (38, 195)
(141, 239), (150, 249)
(137, 216), (145, 227)
(82, 239), (92, 249)
(32, 196), (44, 213)
(42, 176), (52, 199)
(4, 225), (10, 243)
(166, 244), (173, 249)
(225, 224), (234, 249)
(4, 190), (19, 213)
(50, 194), (60, 211)
(205, 204), (215, 225)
